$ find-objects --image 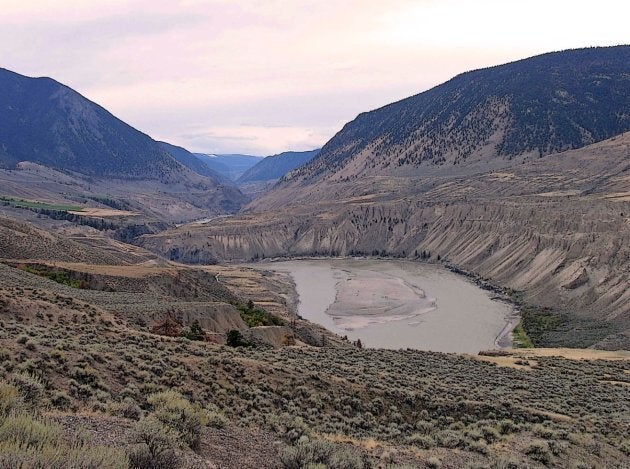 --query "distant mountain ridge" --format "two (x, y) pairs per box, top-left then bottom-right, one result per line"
(194, 153), (262, 180)
(158, 141), (230, 183)
(286, 45), (630, 183)
(238, 149), (320, 184)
